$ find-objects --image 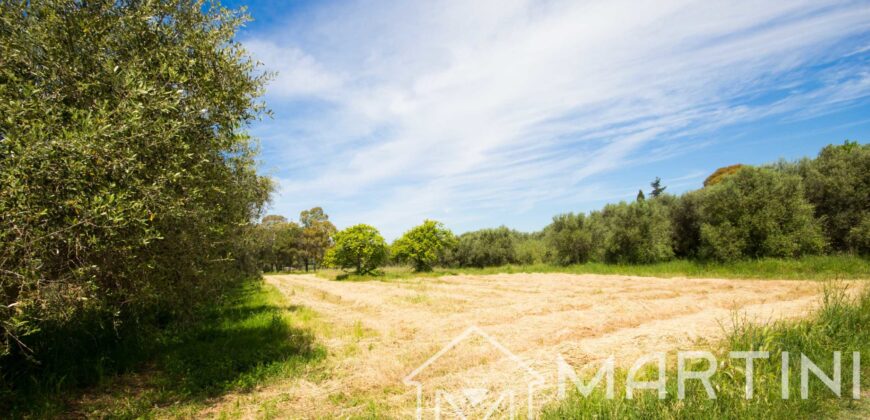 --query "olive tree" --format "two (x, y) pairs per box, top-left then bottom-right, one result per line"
(450, 227), (519, 267)
(799, 141), (870, 252)
(698, 166), (826, 260)
(325, 224), (388, 275)
(392, 220), (456, 271)
(545, 213), (594, 265)
(0, 0), (271, 369)
(600, 200), (675, 264)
